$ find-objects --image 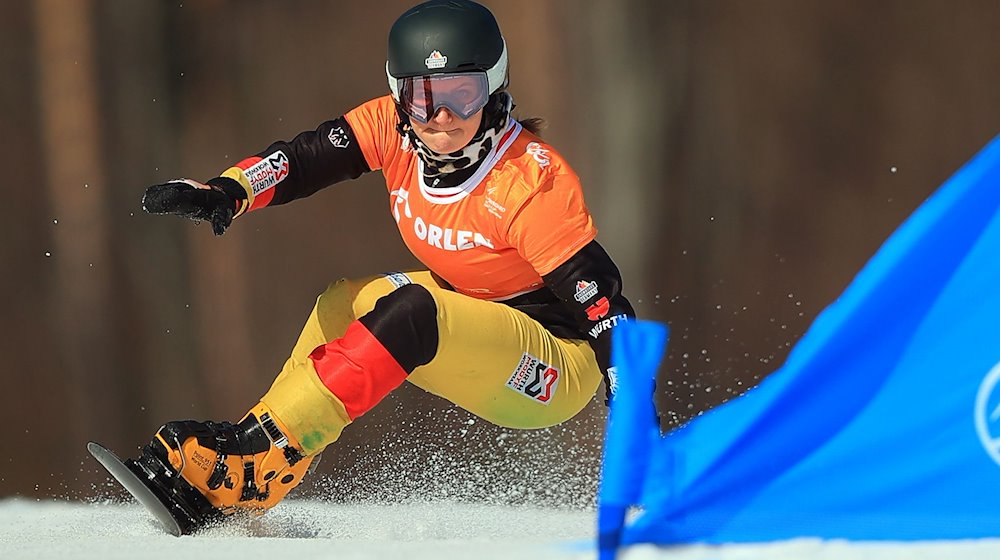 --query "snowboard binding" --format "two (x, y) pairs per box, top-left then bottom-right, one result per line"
(89, 403), (316, 535)
(89, 440), (221, 535)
